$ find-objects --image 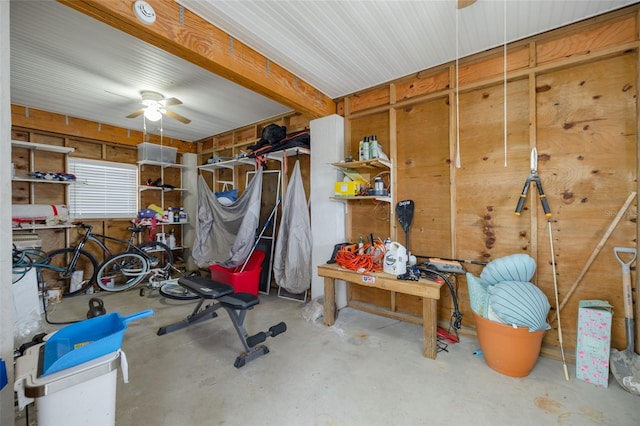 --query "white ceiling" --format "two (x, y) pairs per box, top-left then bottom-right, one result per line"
(10, 0), (639, 142)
